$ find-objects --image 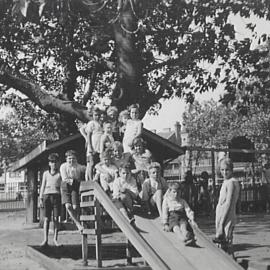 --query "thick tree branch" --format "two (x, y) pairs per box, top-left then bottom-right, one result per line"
(0, 63), (90, 123)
